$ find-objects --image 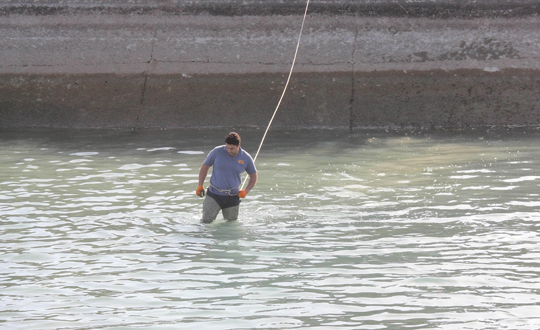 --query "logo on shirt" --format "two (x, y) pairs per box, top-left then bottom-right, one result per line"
(238, 160), (244, 165)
